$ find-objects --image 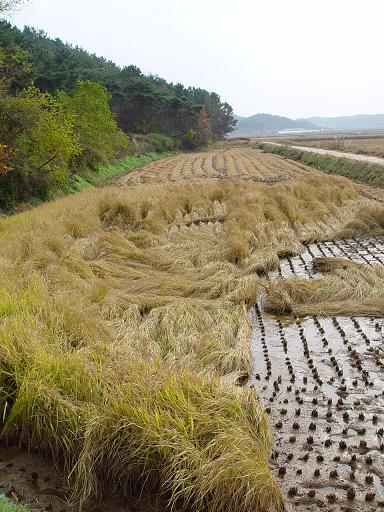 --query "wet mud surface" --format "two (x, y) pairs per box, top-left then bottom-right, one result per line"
(0, 445), (168, 511)
(250, 236), (384, 511)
